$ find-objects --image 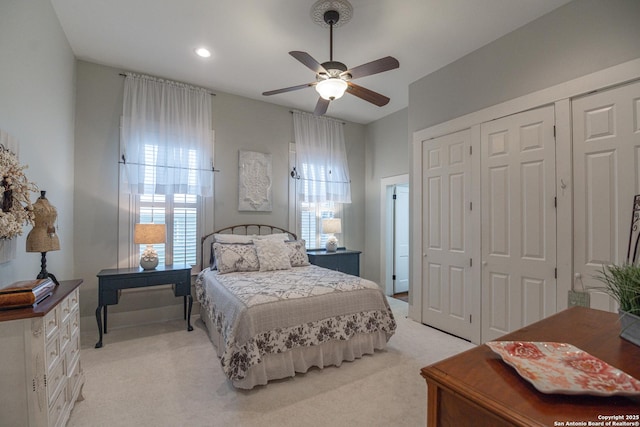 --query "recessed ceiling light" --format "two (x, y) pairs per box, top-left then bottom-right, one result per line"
(194, 47), (211, 58)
